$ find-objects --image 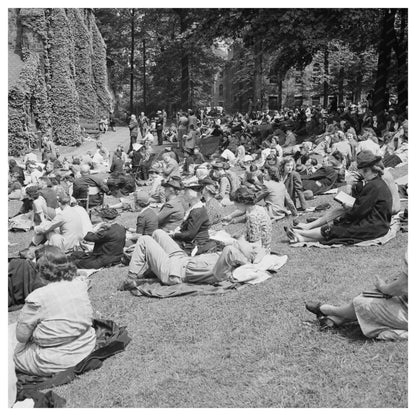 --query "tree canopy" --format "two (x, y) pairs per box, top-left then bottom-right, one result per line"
(95, 8), (407, 117)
